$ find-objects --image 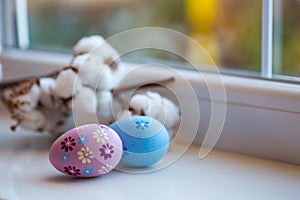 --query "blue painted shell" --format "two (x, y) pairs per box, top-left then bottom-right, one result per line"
(109, 116), (169, 167)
